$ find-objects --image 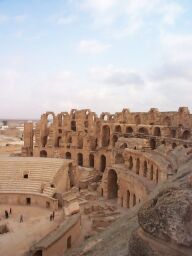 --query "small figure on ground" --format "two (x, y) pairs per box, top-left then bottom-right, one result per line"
(20, 214), (23, 223)
(9, 208), (12, 215)
(5, 210), (9, 219)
